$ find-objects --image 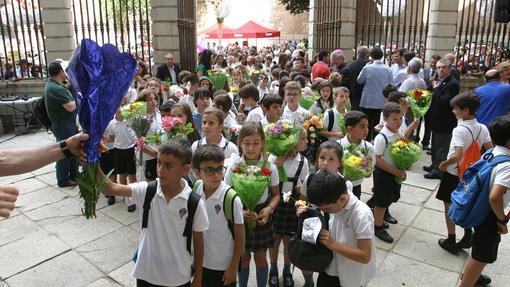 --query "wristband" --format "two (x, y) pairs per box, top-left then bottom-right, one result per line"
(497, 216), (509, 225)
(59, 140), (74, 158)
